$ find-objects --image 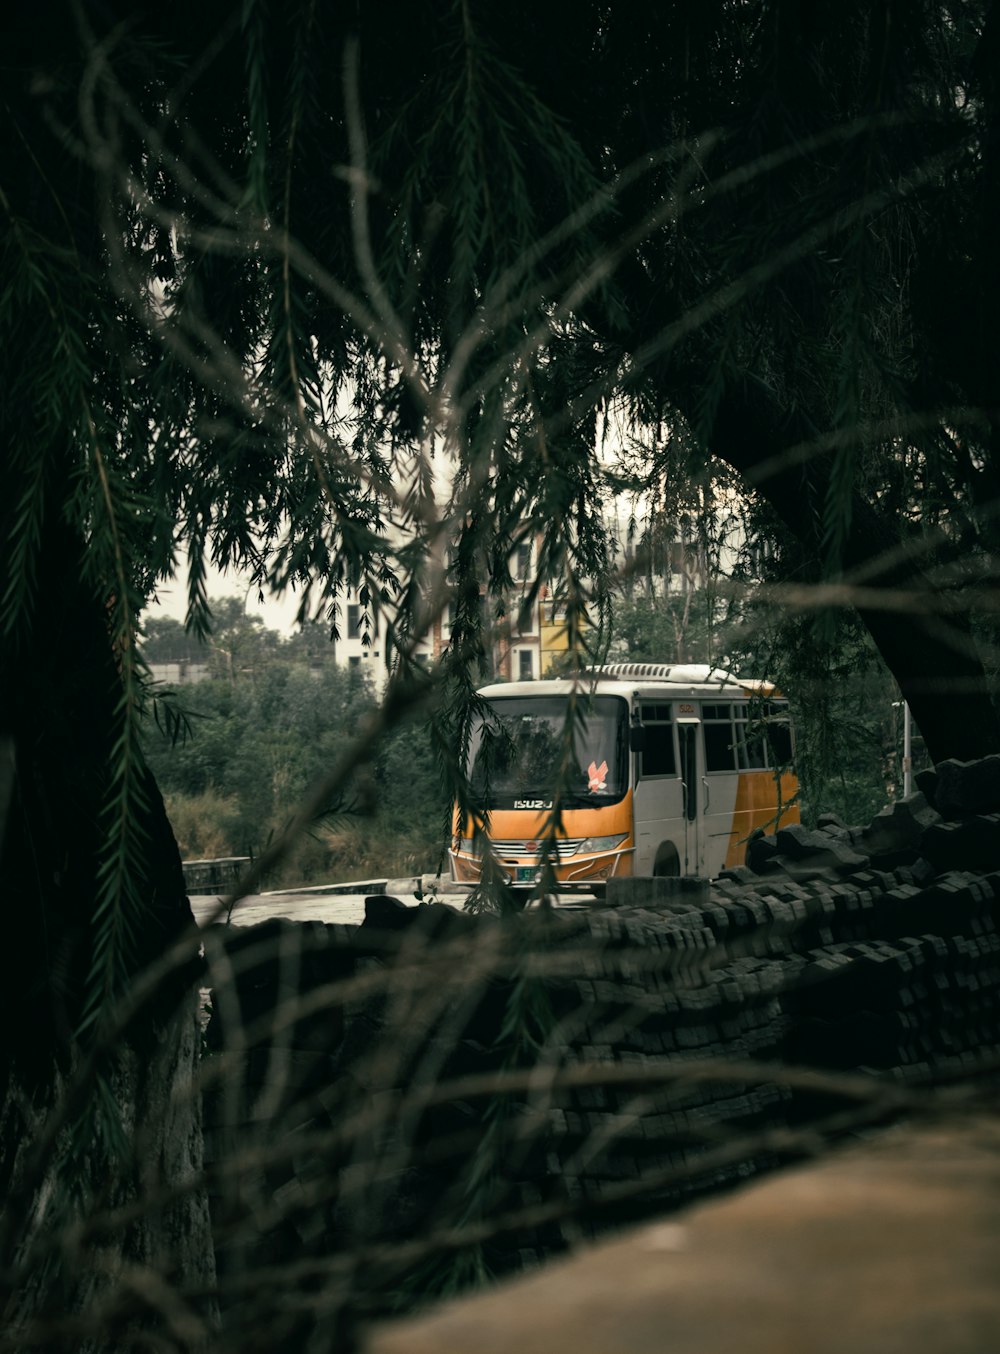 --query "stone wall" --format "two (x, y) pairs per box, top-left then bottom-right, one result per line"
(200, 756), (1000, 1349)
